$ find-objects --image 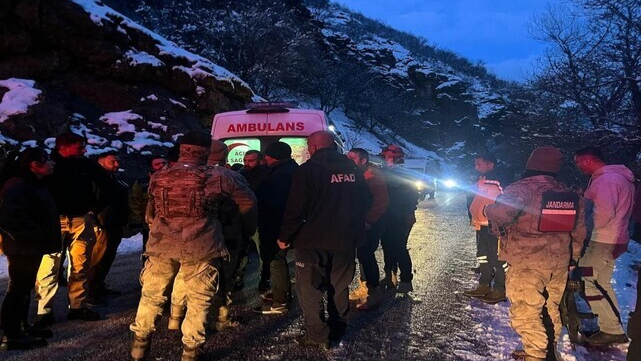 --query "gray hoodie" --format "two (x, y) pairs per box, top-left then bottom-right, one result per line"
(585, 164), (635, 245)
